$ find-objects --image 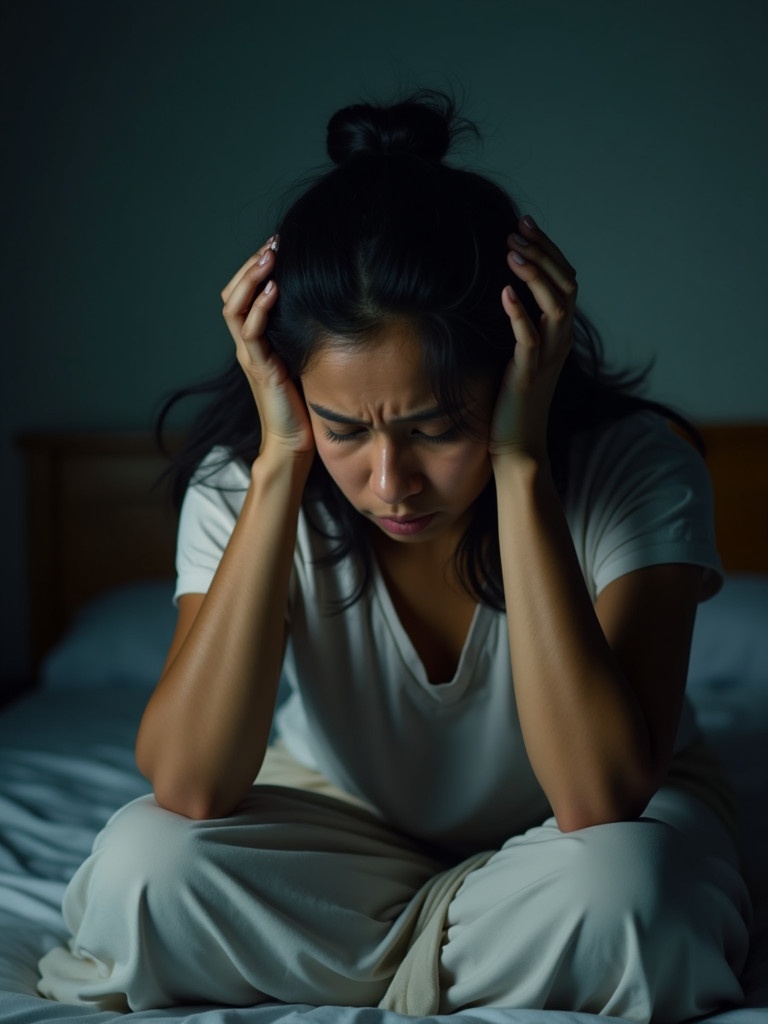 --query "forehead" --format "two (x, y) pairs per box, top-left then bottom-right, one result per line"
(301, 323), (435, 408)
